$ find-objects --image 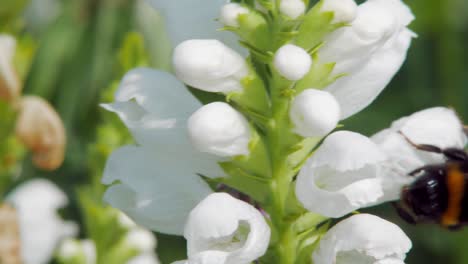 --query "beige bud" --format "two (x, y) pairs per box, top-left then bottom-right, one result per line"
(0, 204), (21, 264)
(15, 96), (66, 170)
(0, 35), (21, 102)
